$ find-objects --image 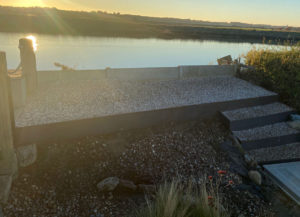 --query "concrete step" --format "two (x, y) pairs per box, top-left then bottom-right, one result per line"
(247, 143), (300, 164)
(233, 122), (300, 151)
(264, 161), (300, 205)
(221, 102), (296, 130)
